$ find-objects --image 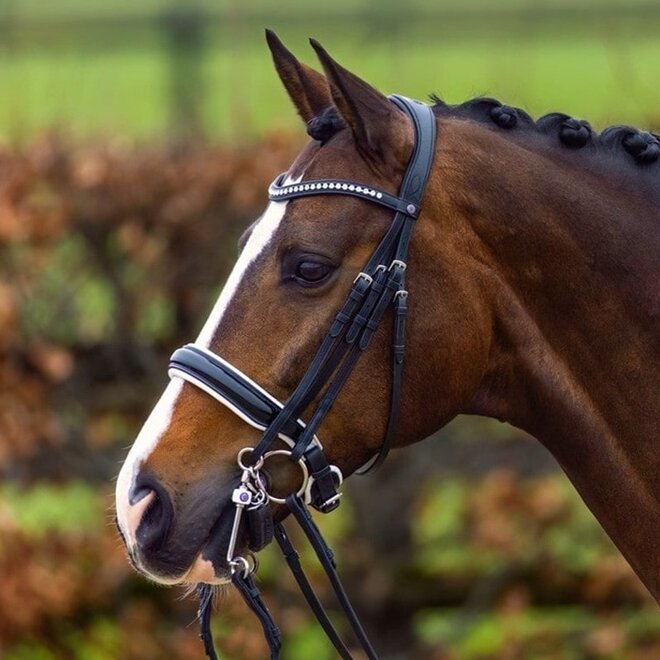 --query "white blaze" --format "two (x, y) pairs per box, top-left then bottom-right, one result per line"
(115, 180), (297, 544)
(197, 182), (298, 347)
(115, 378), (183, 544)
